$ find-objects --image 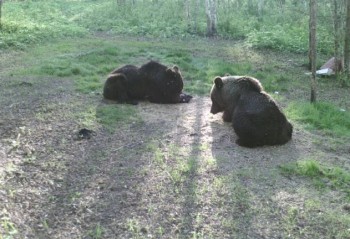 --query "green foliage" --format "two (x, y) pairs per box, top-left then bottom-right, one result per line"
(247, 26), (308, 53)
(217, 18), (249, 40)
(0, 0), (338, 55)
(280, 159), (350, 199)
(76, 0), (191, 38)
(0, 0), (86, 49)
(286, 101), (350, 137)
